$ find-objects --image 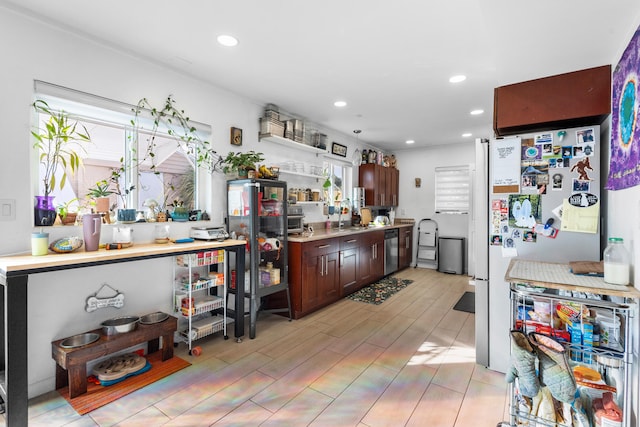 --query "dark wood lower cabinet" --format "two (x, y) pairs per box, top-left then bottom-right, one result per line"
(285, 226), (411, 319)
(339, 247), (358, 296)
(399, 227), (413, 269)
